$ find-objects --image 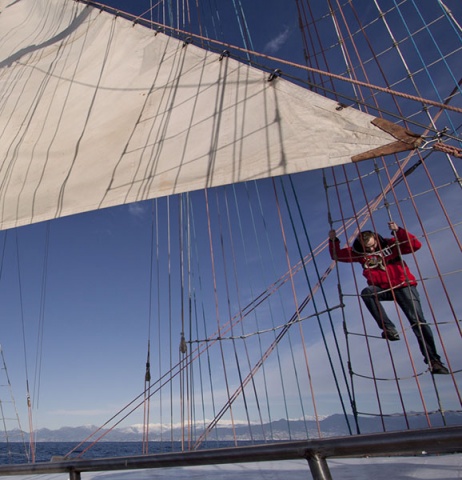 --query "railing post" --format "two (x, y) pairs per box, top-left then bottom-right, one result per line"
(69, 469), (81, 480)
(306, 453), (333, 480)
